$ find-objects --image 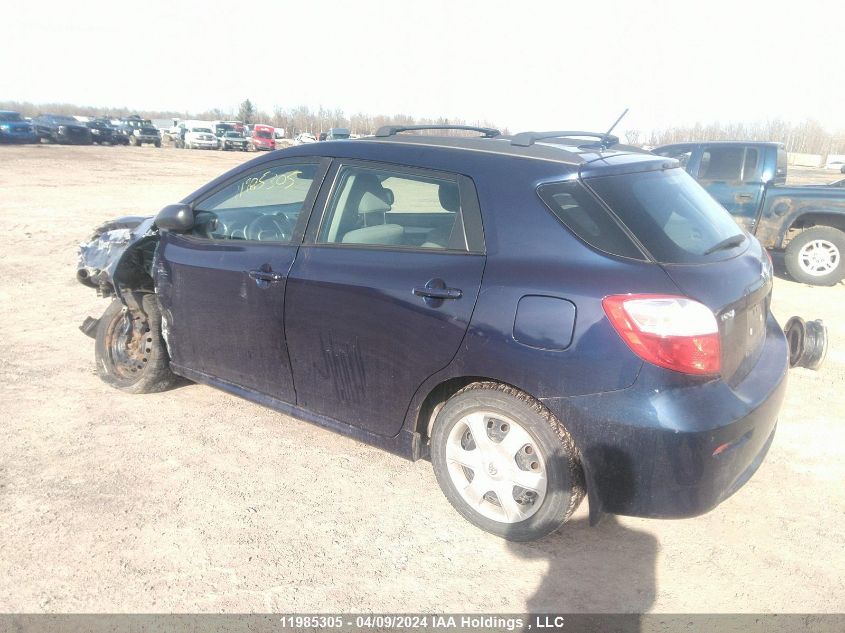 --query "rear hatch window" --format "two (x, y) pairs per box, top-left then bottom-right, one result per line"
(586, 167), (747, 264)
